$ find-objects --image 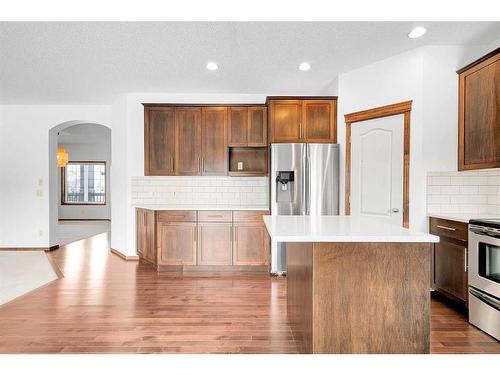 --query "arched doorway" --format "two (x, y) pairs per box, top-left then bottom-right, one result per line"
(48, 121), (111, 247)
